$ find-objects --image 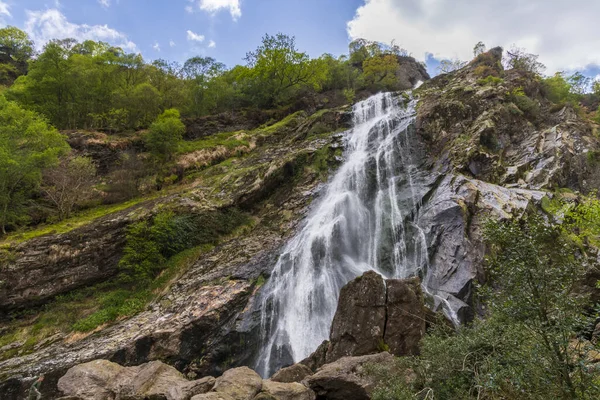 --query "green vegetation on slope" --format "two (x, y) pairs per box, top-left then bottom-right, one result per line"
(365, 194), (600, 400)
